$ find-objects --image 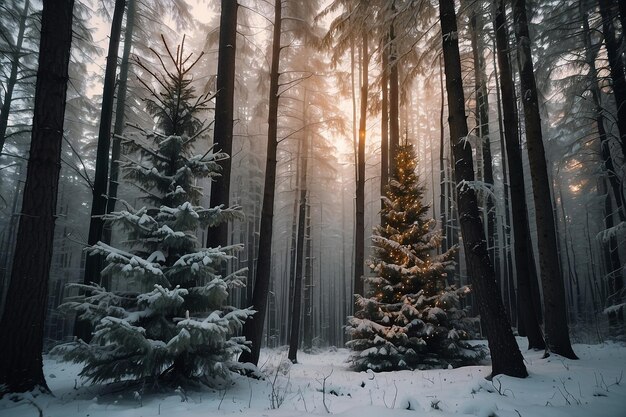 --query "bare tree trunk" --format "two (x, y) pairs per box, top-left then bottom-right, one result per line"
(303, 203), (312, 350)
(353, 31), (368, 306)
(493, 0), (545, 350)
(0, 0), (74, 394)
(239, 0), (281, 366)
(581, 3), (623, 322)
(288, 91), (309, 363)
(581, 4), (625, 220)
(76, 0), (126, 342)
(389, 25), (400, 174)
(103, 0), (137, 242)
(470, 9), (497, 300)
(512, 0), (576, 359)
(0, 163), (22, 313)
(439, 56), (448, 253)
(286, 150), (301, 334)
(439, 0), (527, 378)
(207, 0), (239, 249)
(381, 39), (389, 207)
(491, 31), (516, 328)
(0, 0), (30, 154)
